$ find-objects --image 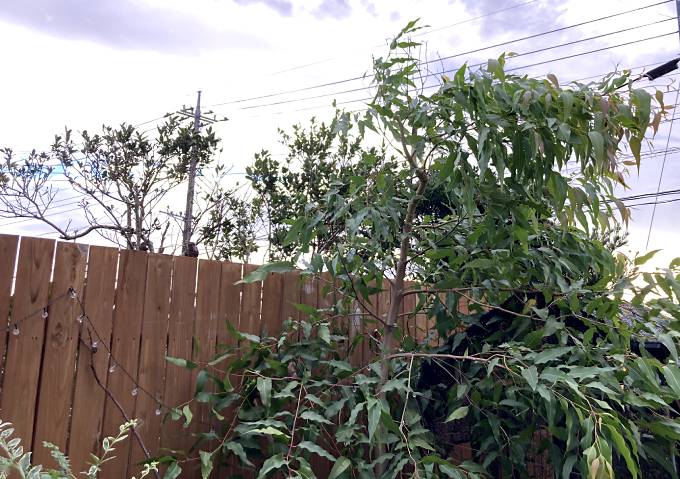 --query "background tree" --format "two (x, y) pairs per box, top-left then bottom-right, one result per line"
(0, 118), (257, 258)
